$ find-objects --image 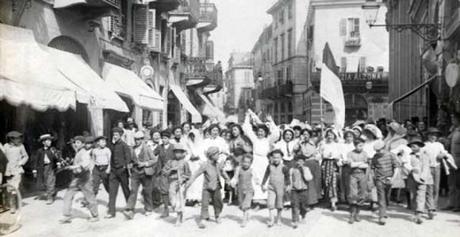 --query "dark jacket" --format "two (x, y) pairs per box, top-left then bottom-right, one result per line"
(0, 149), (8, 175)
(110, 139), (132, 169)
(33, 147), (60, 172)
(131, 142), (157, 176)
(154, 144), (175, 175)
